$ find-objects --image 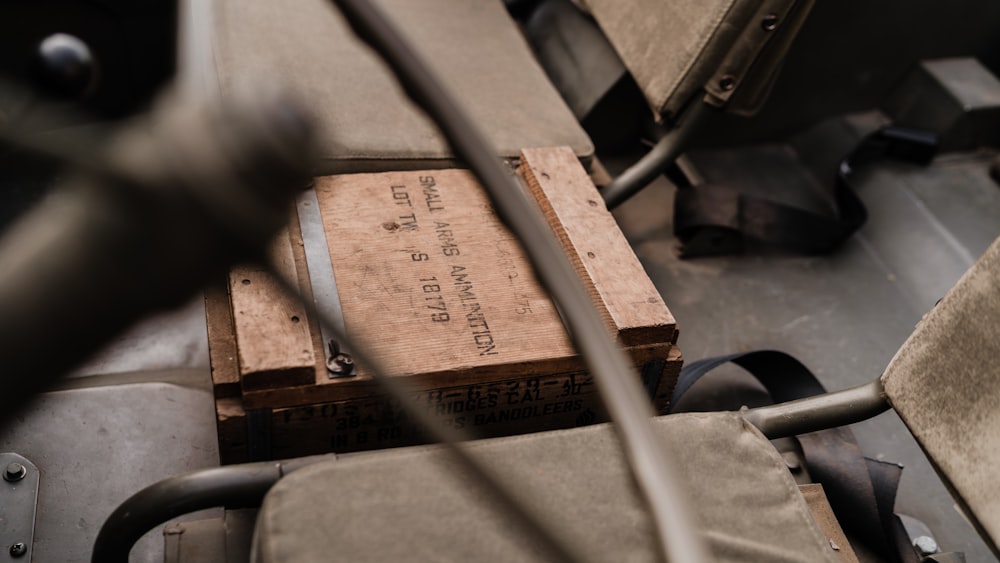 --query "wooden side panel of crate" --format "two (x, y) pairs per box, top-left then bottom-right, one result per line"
(239, 330), (674, 409)
(228, 228), (315, 390)
(216, 345), (681, 464)
(518, 147), (676, 346)
(205, 279), (240, 399)
(287, 203), (330, 384)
